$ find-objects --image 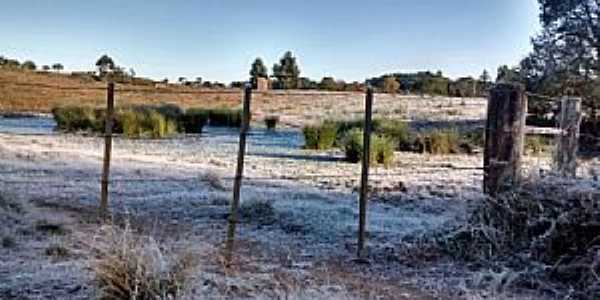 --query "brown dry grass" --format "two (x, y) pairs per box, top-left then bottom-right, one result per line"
(0, 69), (240, 112)
(1, 69), (487, 128)
(87, 222), (200, 300)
